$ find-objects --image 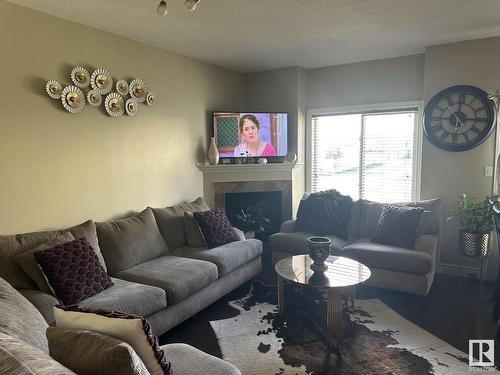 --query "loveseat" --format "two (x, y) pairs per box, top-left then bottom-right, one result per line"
(0, 197), (262, 373)
(269, 196), (442, 296)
